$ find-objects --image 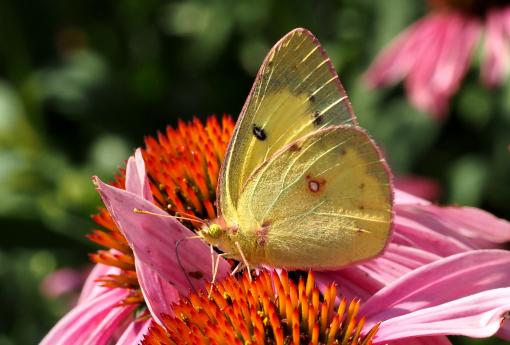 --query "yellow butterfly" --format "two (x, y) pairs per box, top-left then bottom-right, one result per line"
(200, 28), (393, 275)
